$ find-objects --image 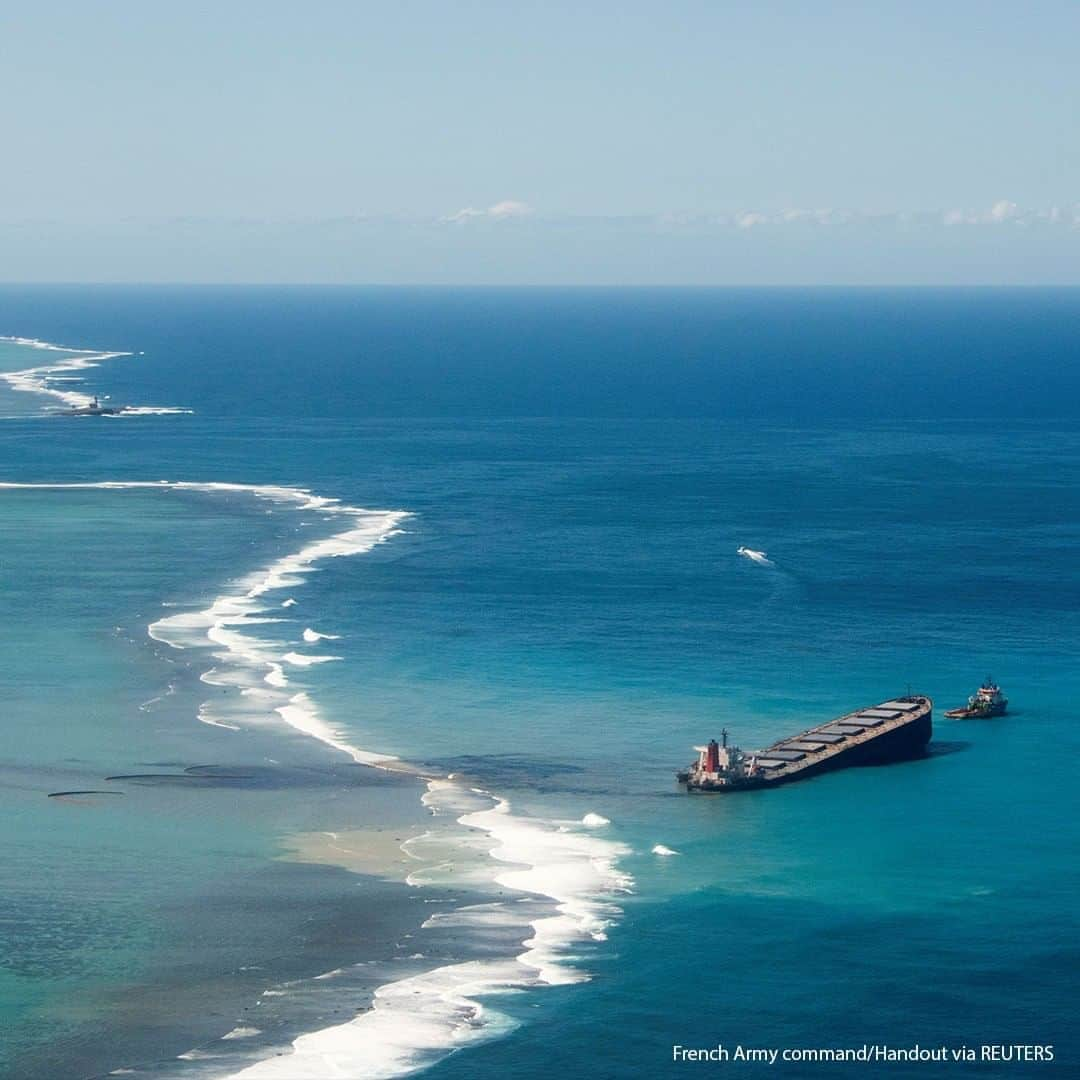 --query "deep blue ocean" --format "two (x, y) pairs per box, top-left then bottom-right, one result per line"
(0, 287), (1077, 1079)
